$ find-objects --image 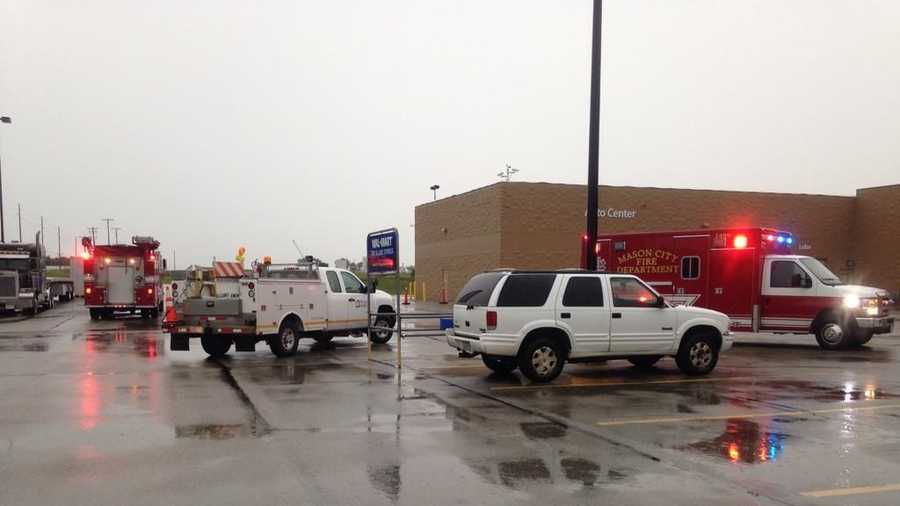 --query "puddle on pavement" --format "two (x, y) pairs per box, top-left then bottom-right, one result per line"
(78, 332), (165, 359)
(520, 422), (567, 440)
(0, 341), (49, 352)
(752, 379), (896, 403)
(560, 457), (601, 486)
(686, 418), (787, 464)
(498, 459), (552, 487)
(368, 464), (401, 502)
(174, 423), (264, 440)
